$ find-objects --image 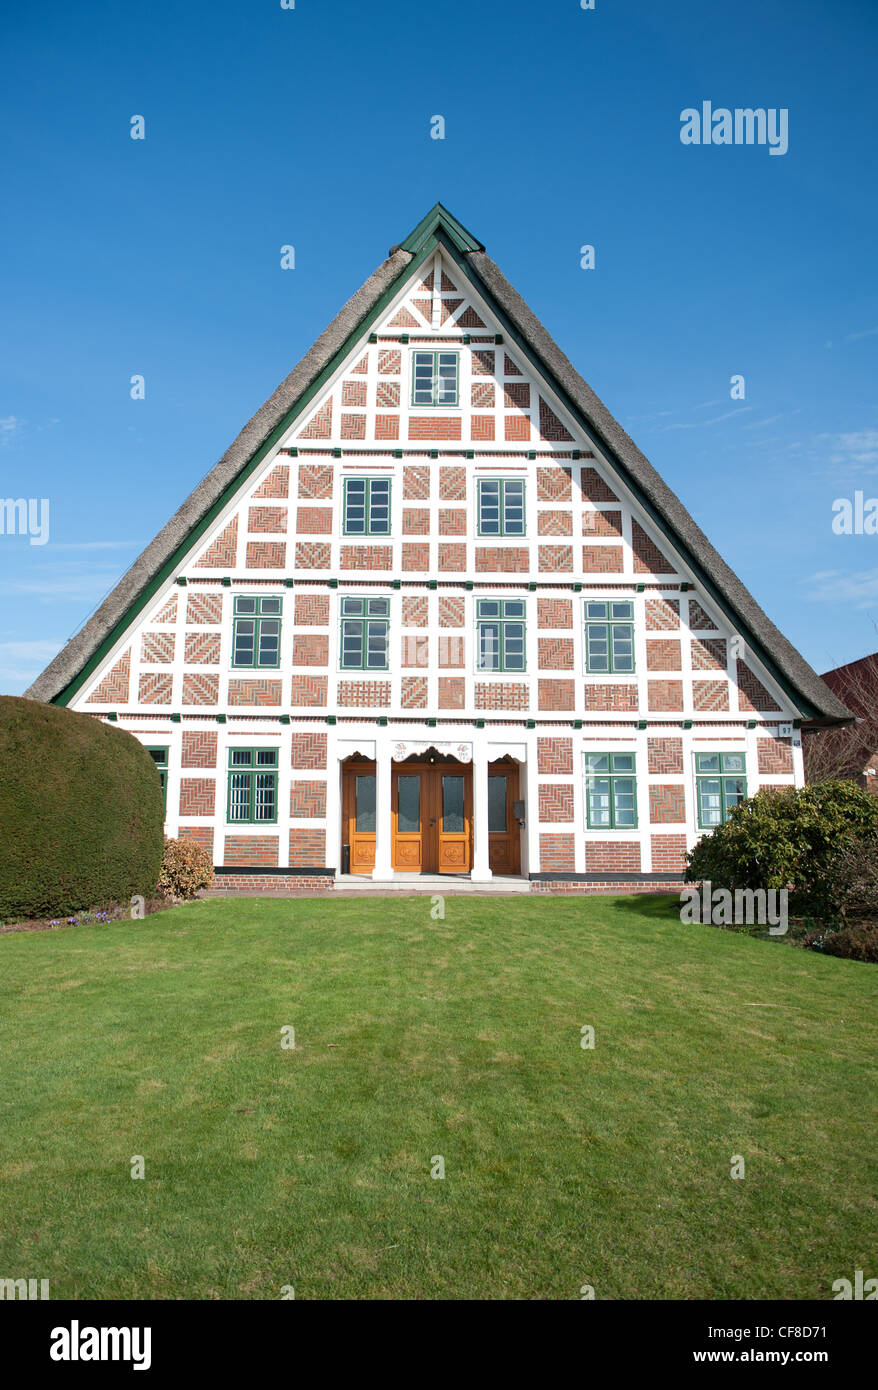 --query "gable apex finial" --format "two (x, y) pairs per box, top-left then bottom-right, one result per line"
(397, 202), (485, 257)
